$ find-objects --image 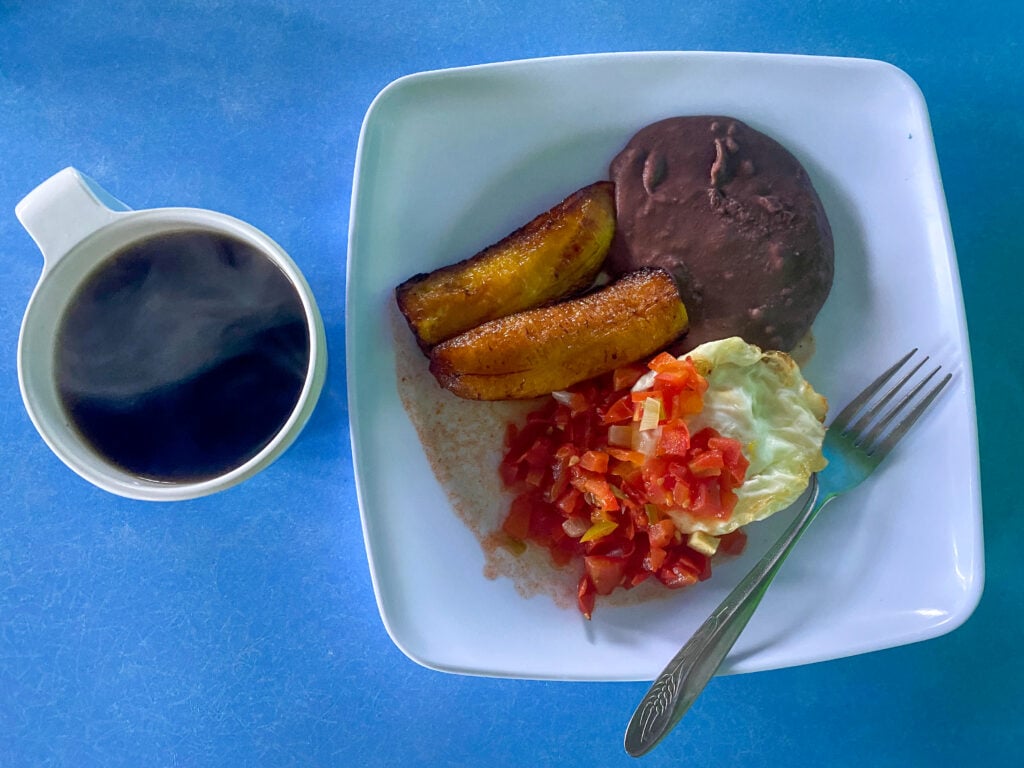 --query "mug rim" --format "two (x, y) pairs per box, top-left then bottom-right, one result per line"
(18, 207), (328, 501)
